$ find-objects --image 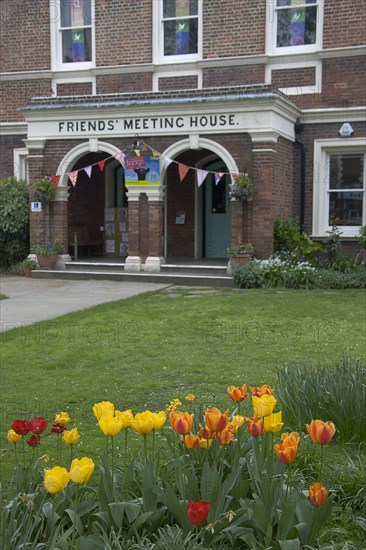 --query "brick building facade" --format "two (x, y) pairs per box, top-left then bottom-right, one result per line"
(1, 0), (365, 270)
